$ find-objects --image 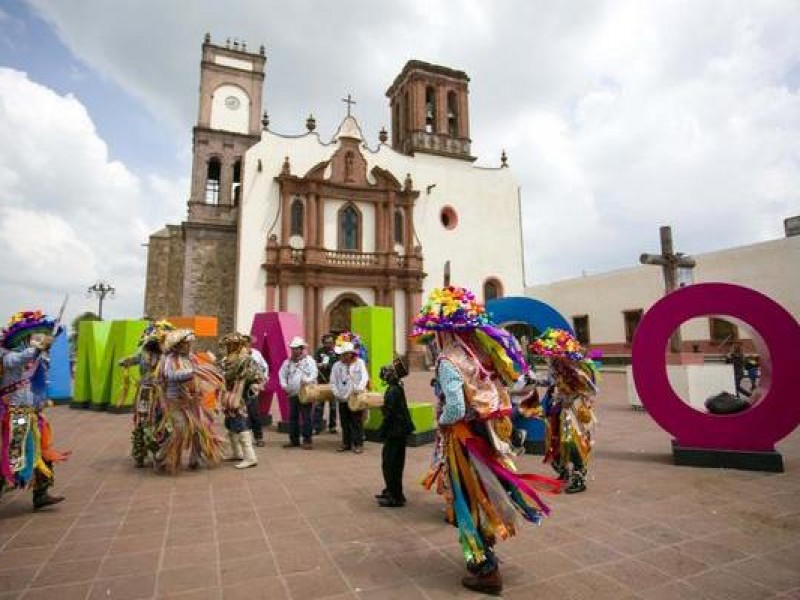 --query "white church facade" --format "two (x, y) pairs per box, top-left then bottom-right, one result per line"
(144, 35), (525, 360)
